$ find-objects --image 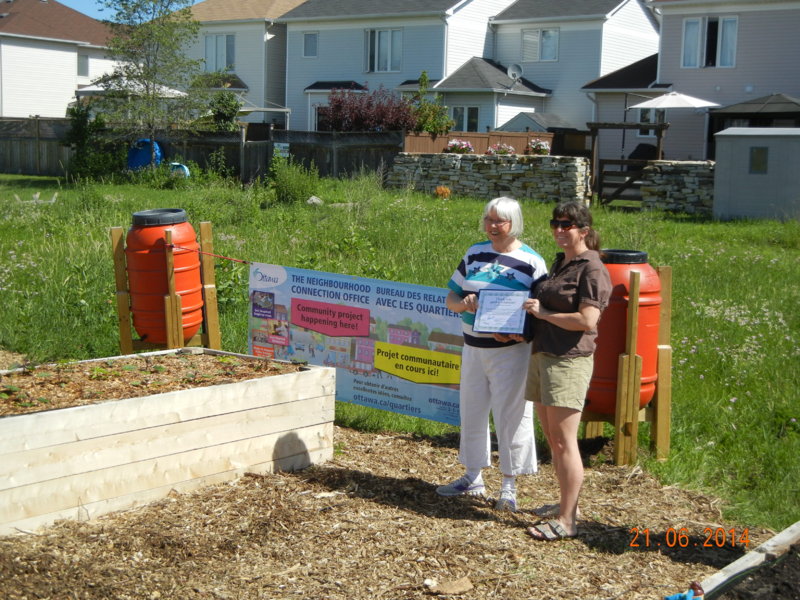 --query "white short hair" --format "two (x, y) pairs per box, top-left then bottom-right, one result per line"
(482, 196), (523, 238)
